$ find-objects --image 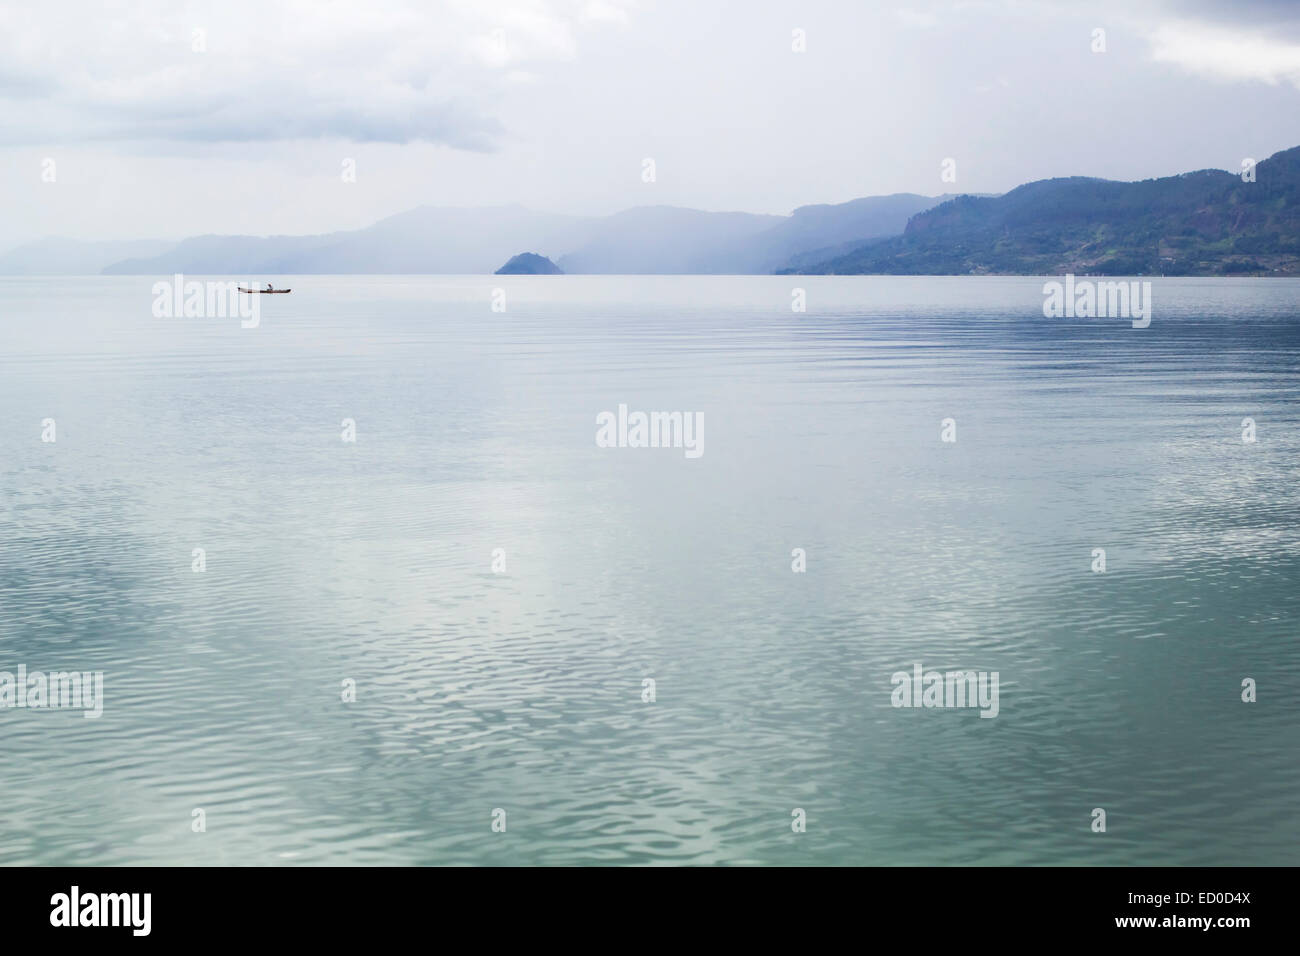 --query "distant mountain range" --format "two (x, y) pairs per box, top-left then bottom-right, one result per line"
(0, 238), (175, 275)
(785, 146), (1300, 276)
(0, 194), (946, 277)
(553, 193), (945, 274)
(4, 146), (1297, 276)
